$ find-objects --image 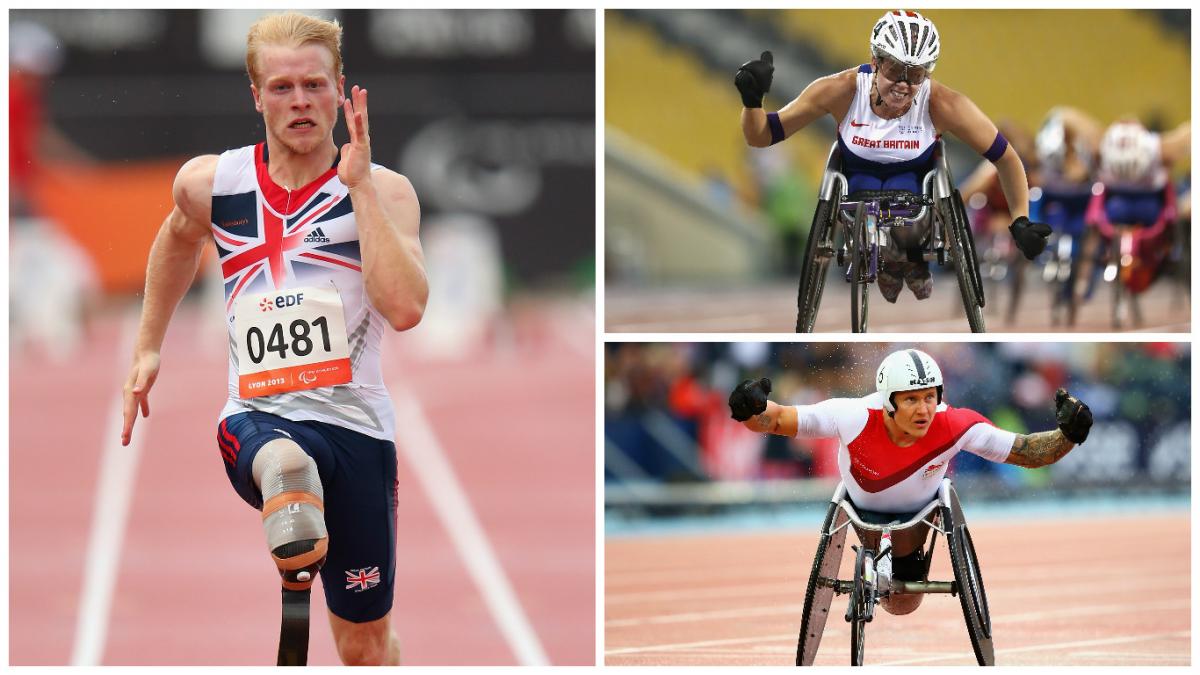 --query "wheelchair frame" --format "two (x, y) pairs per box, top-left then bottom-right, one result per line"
(795, 479), (994, 667)
(795, 140), (986, 333)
